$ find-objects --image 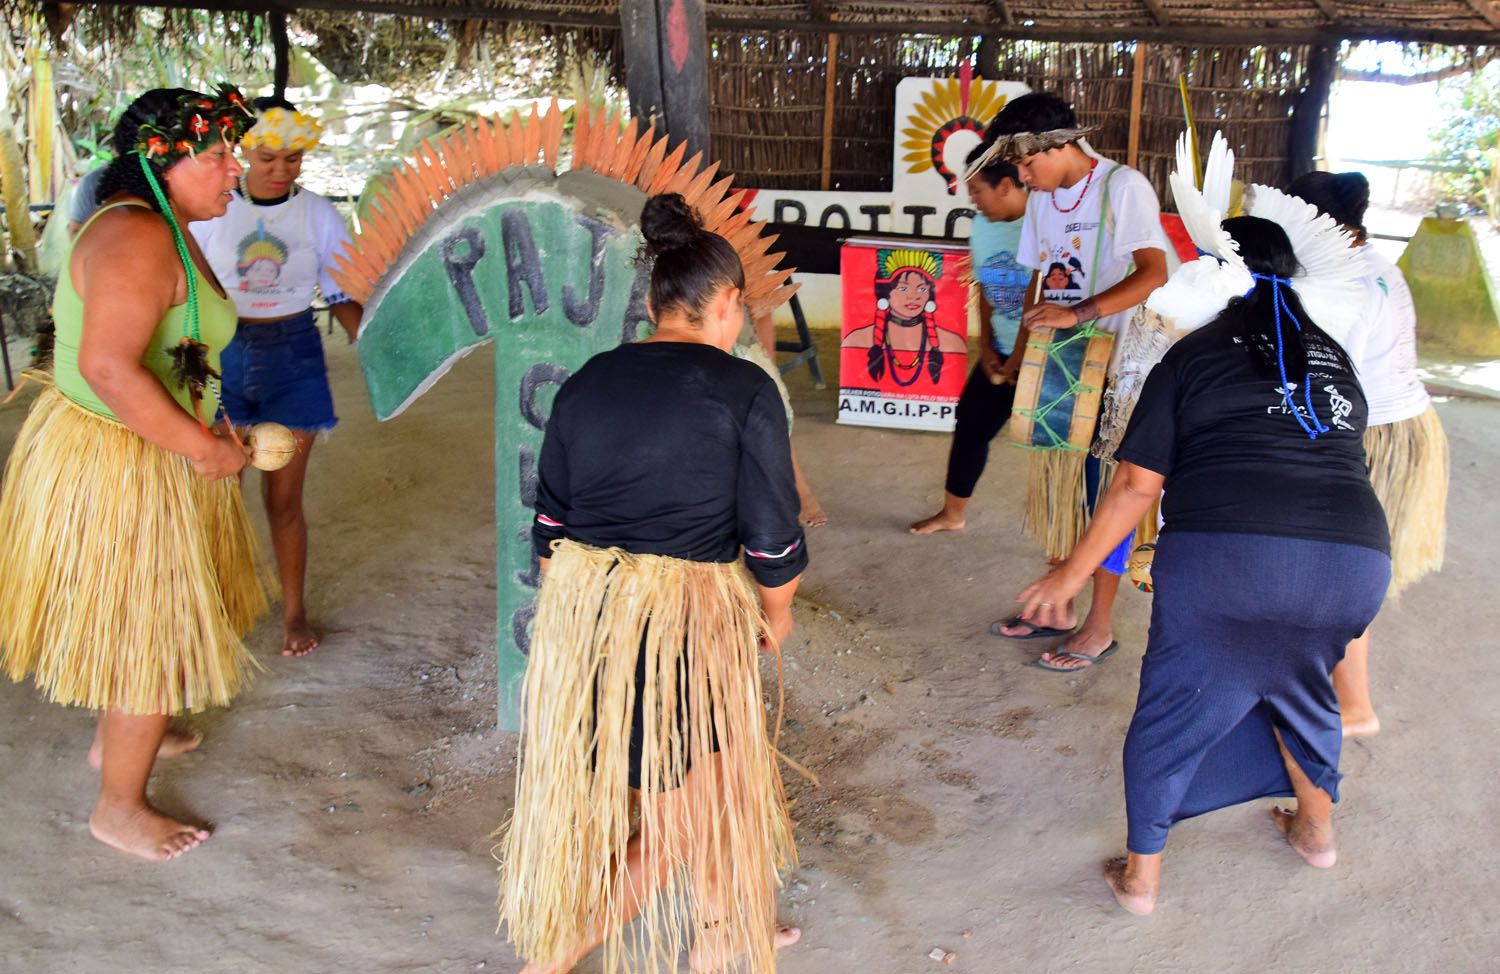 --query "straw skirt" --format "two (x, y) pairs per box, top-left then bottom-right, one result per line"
(0, 387), (270, 715)
(1364, 403), (1448, 594)
(497, 540), (795, 974)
